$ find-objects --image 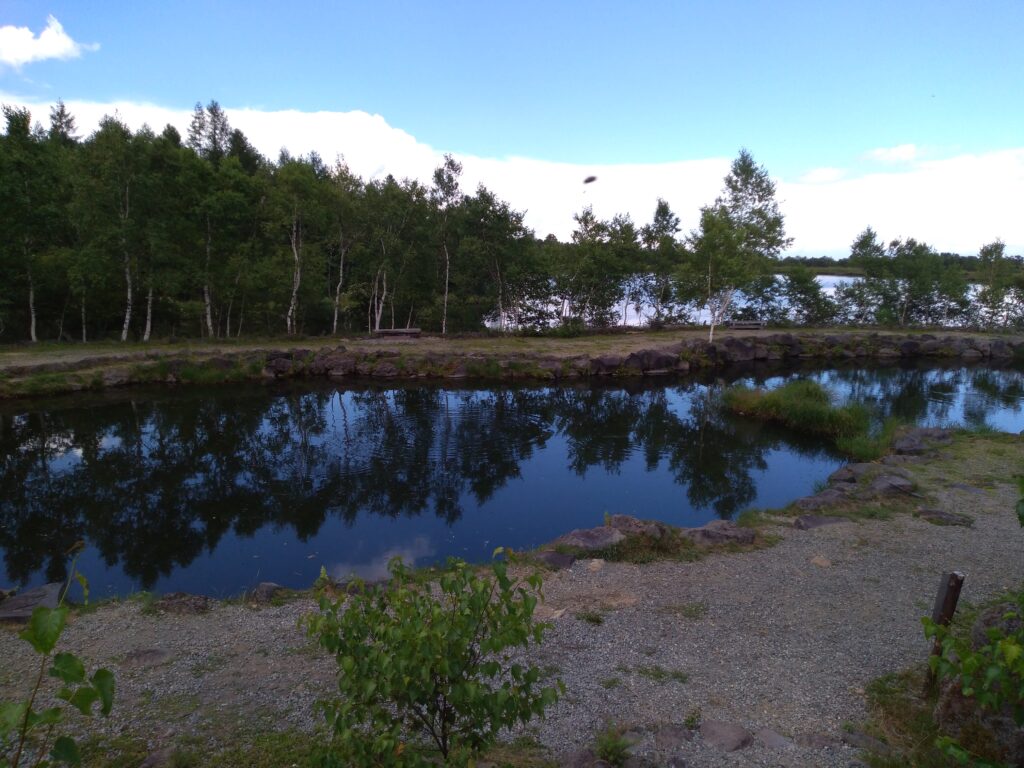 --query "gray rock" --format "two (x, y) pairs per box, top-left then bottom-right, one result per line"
(916, 508), (973, 527)
(754, 728), (794, 749)
(554, 527), (626, 551)
(138, 748), (174, 768)
(793, 514), (848, 530)
(794, 488), (849, 510)
(122, 648), (171, 668)
(591, 355), (624, 375)
(868, 475), (915, 496)
(608, 514), (667, 539)
(248, 582), (286, 603)
(0, 582), (62, 623)
(891, 435), (928, 455)
(880, 454), (923, 465)
(700, 720), (753, 751)
(828, 463), (876, 483)
(949, 482), (985, 494)
(535, 550), (576, 570)
(682, 520), (756, 548)
(654, 724), (695, 750)
(971, 602), (1023, 651)
(841, 730), (893, 756)
(794, 732), (840, 749)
